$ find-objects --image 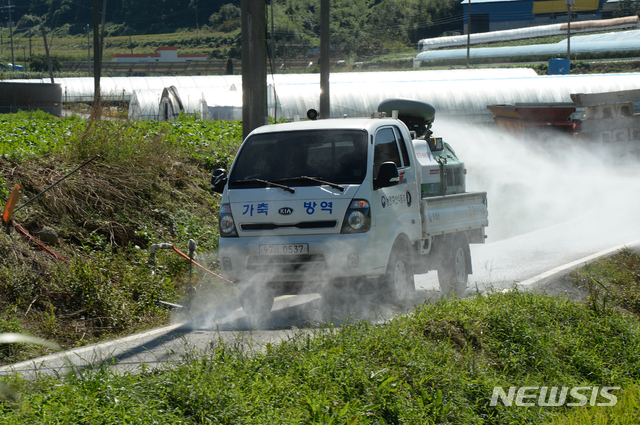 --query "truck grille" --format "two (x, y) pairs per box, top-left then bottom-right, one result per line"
(241, 220), (337, 231)
(246, 254), (327, 273)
